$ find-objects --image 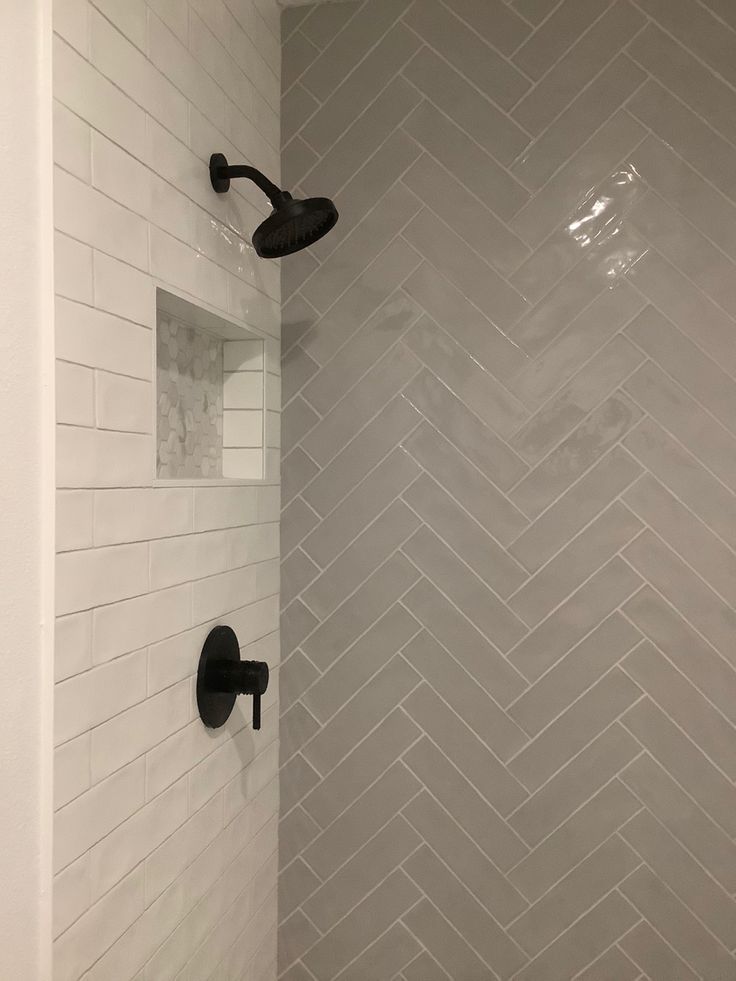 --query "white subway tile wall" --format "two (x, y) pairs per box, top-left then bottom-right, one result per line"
(52, 1), (281, 978)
